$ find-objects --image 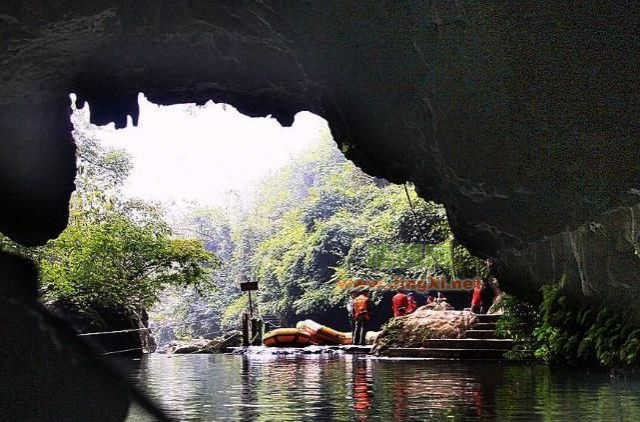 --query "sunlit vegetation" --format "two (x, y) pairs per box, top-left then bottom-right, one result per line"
(159, 131), (485, 334)
(1, 122), (486, 338)
(0, 116), (217, 319)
